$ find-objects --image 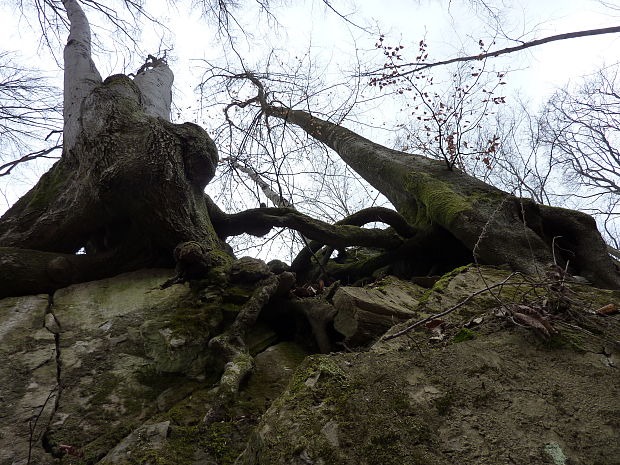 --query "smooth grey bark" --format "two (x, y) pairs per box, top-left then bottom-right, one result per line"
(133, 59), (174, 120)
(230, 160), (293, 208)
(62, 0), (102, 151)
